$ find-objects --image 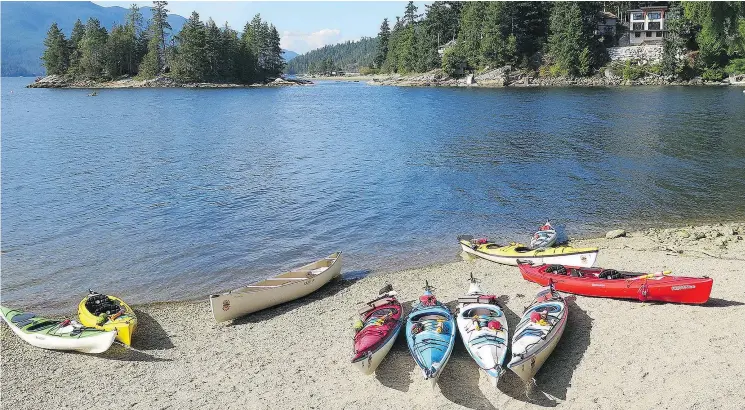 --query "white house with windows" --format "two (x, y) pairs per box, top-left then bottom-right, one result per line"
(629, 6), (668, 45)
